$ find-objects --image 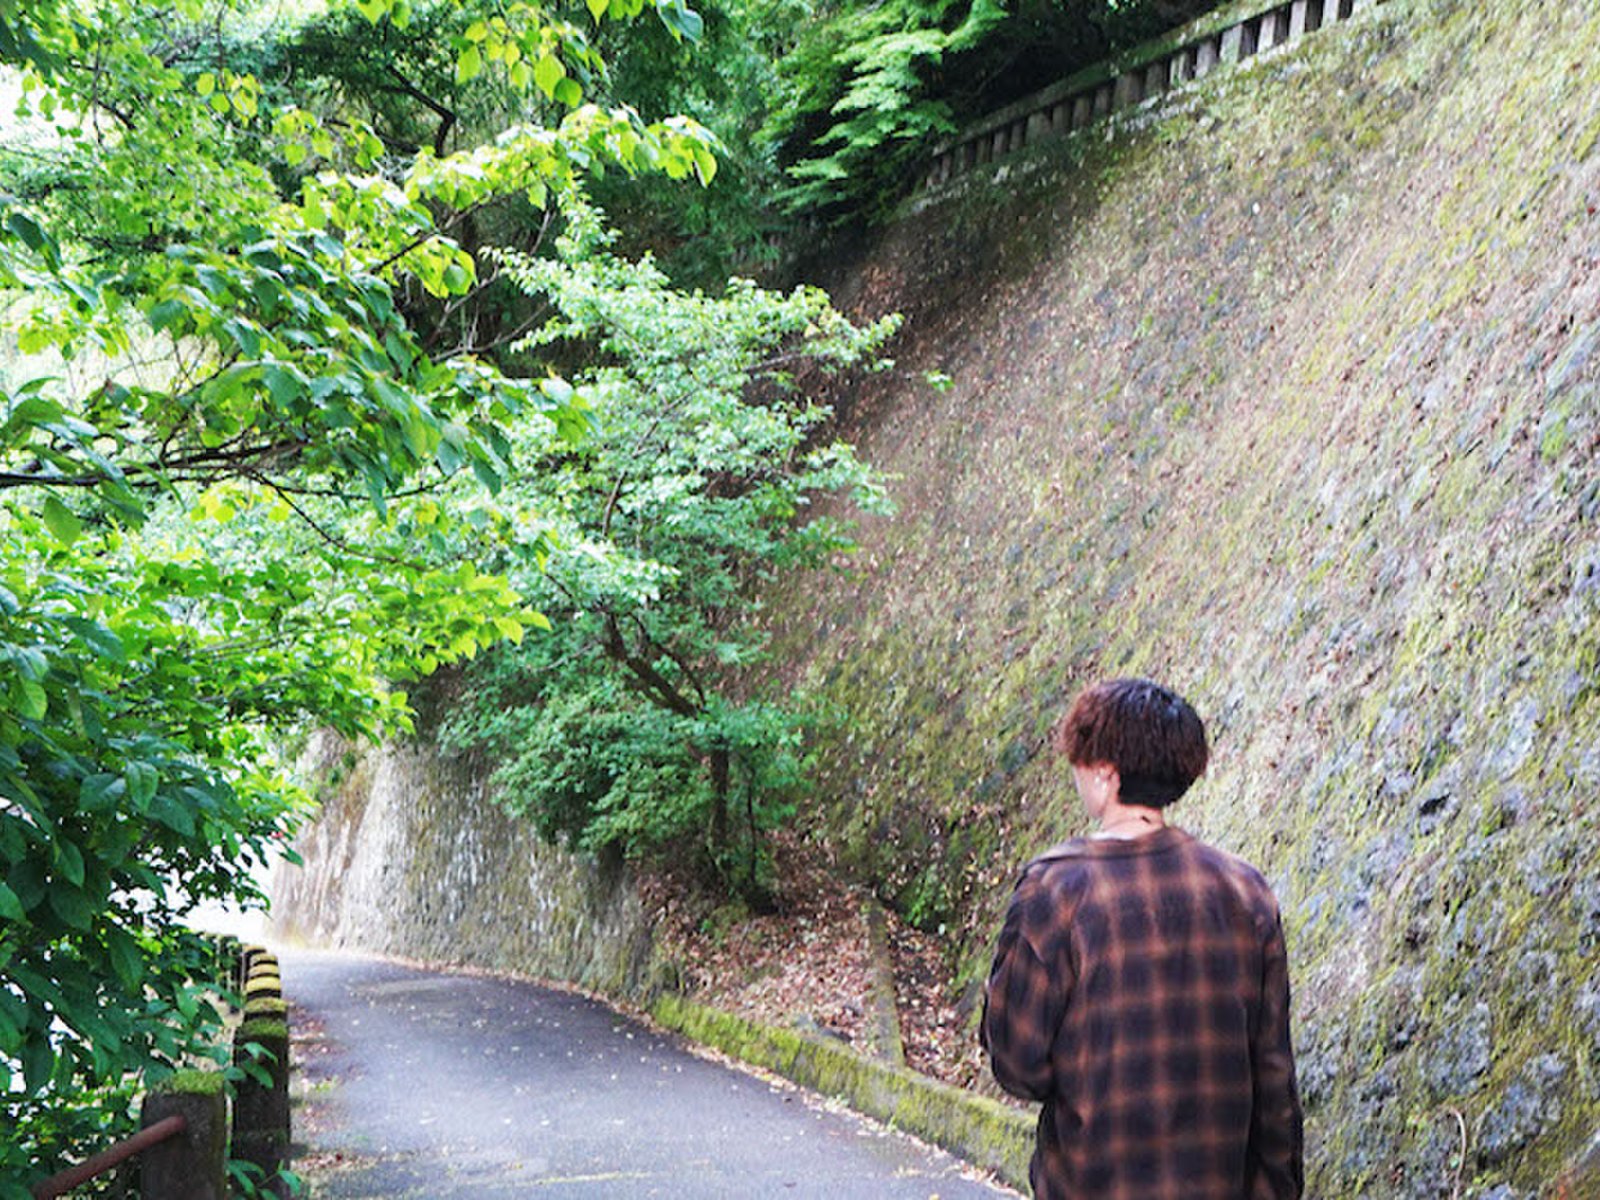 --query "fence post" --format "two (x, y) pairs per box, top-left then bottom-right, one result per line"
(233, 1017), (292, 1198)
(141, 1072), (226, 1200)
(1290, 0), (1322, 37)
